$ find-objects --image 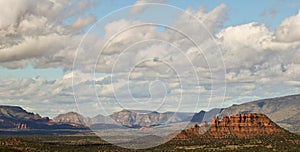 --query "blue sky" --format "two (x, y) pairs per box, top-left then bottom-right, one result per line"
(91, 0), (300, 29)
(0, 64), (66, 80)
